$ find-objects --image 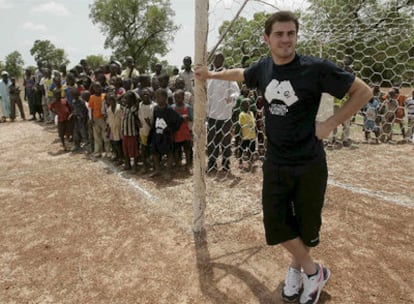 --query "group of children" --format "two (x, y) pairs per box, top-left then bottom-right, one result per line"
(46, 69), (194, 179)
(361, 86), (414, 144)
(24, 55), (269, 177)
